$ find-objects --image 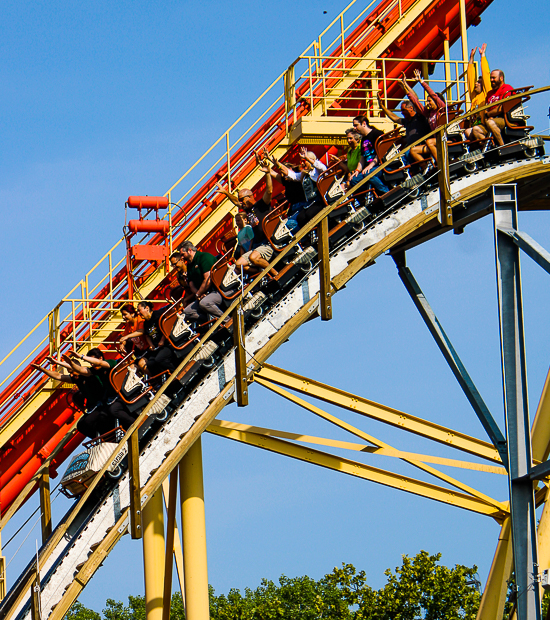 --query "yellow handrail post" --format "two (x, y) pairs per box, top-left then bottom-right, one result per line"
(129, 430), (142, 539)
(436, 131), (452, 226)
(318, 216), (332, 321)
(284, 65), (296, 137)
(225, 133), (231, 193)
(233, 305), (249, 407)
(179, 438), (210, 620)
(39, 468), (52, 543)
